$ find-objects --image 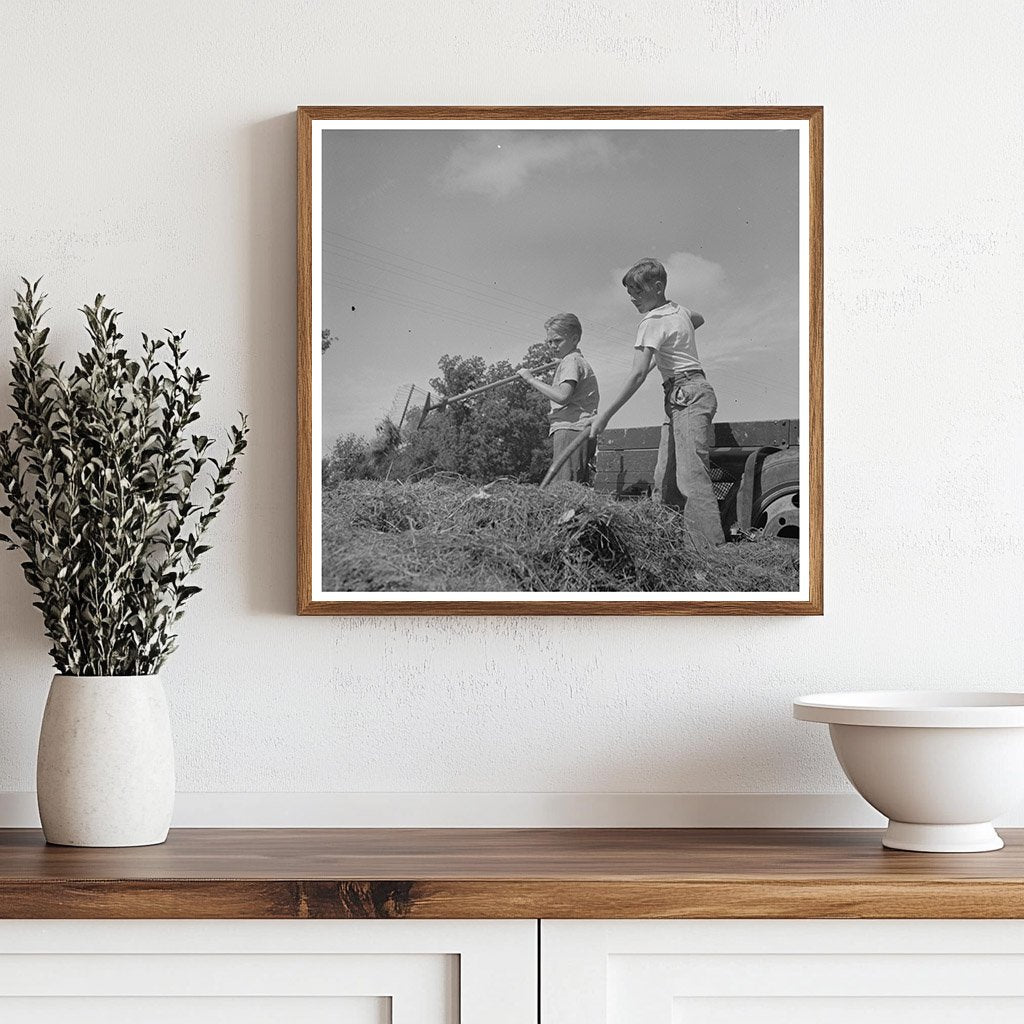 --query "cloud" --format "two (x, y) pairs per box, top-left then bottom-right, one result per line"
(439, 132), (617, 199)
(588, 251), (727, 327)
(707, 279), (796, 349)
(659, 251), (726, 298)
